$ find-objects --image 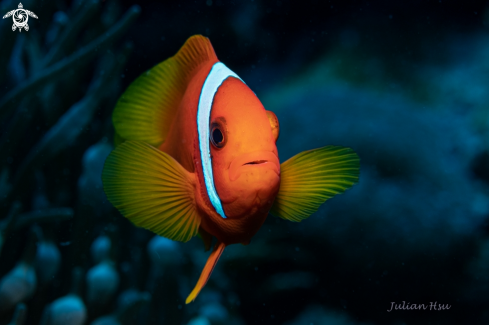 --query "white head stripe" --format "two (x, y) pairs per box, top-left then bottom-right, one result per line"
(197, 62), (243, 219)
